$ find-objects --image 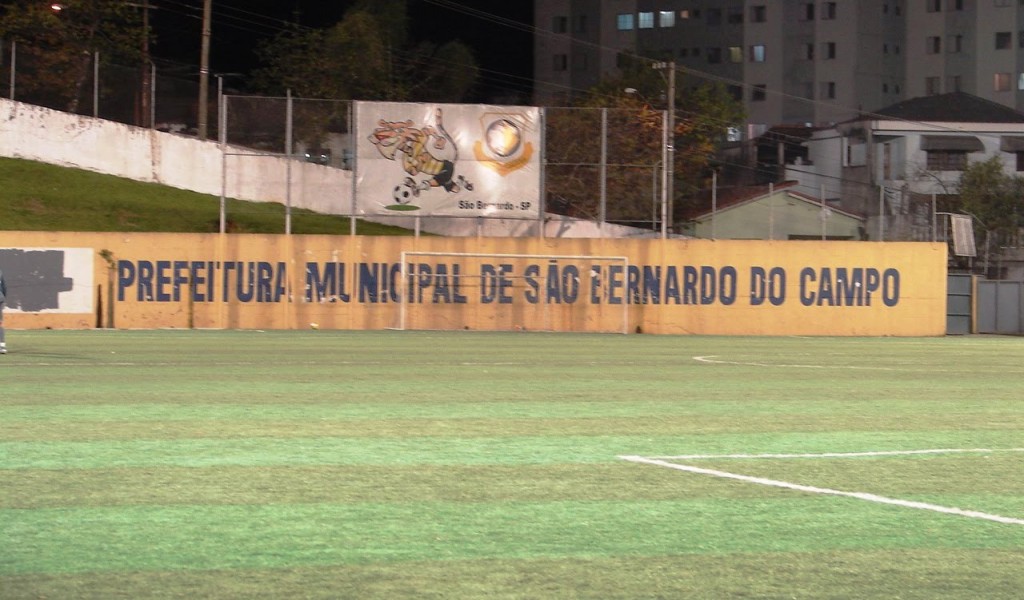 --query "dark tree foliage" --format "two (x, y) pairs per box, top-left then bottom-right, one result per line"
(544, 59), (745, 228)
(957, 156), (1024, 240)
(251, 2), (478, 104)
(0, 0), (145, 112)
